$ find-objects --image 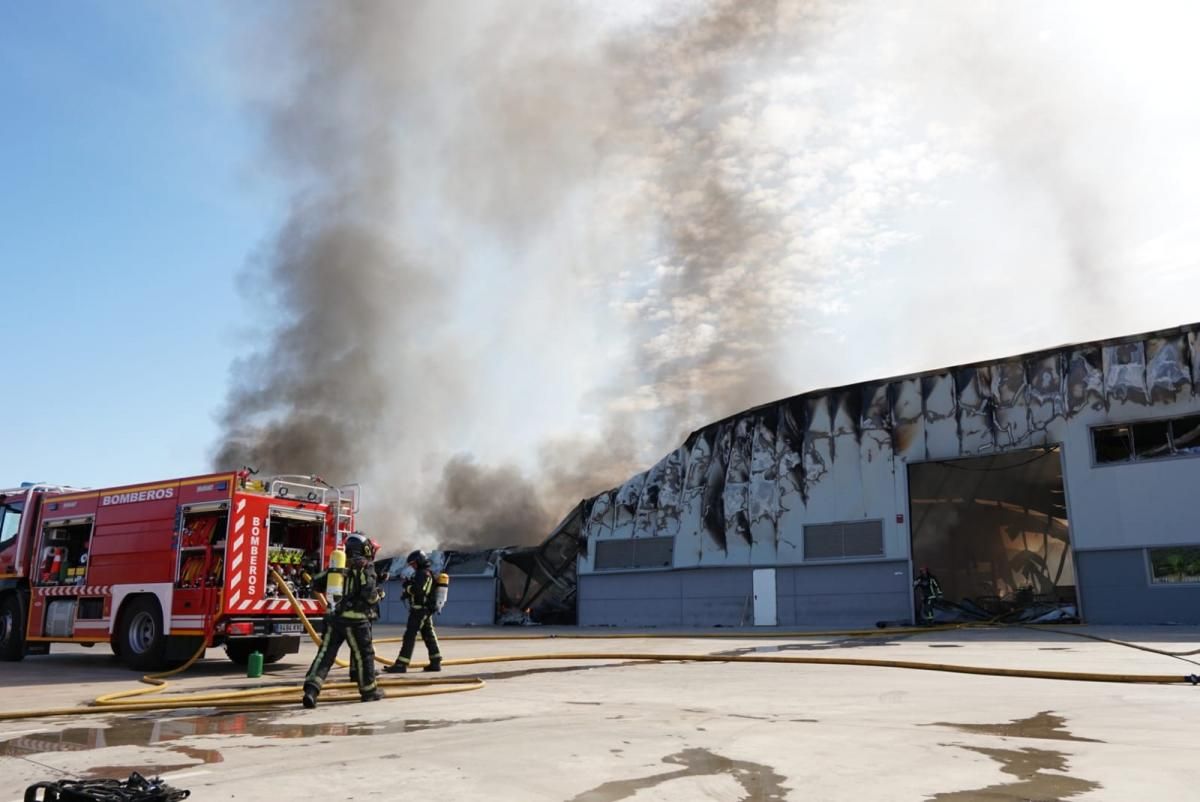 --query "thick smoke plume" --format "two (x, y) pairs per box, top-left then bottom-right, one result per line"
(218, 0), (1200, 552)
